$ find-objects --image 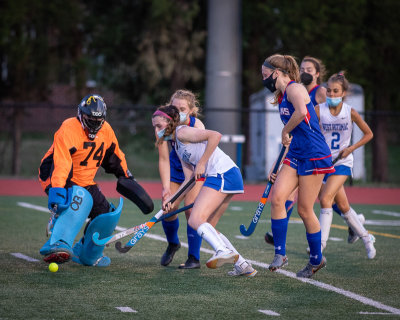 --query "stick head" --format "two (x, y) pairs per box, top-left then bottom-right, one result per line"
(239, 224), (253, 236)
